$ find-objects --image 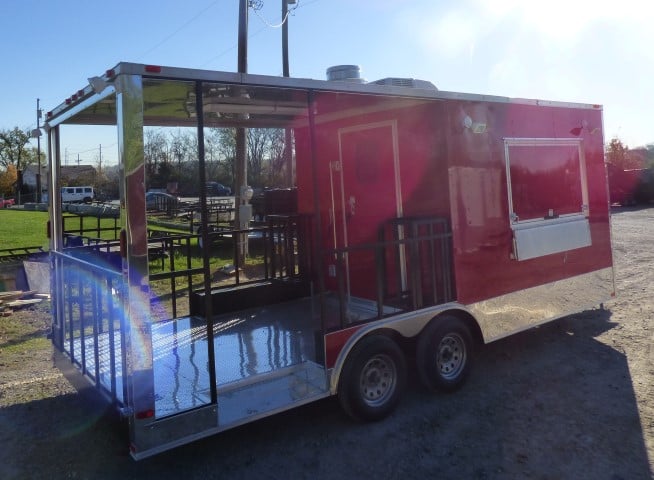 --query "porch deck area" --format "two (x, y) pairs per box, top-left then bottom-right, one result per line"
(67, 293), (386, 427)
